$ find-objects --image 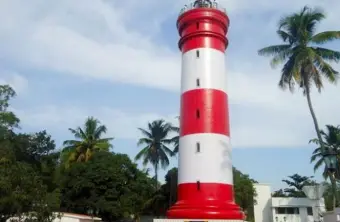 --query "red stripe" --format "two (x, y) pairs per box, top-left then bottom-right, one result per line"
(180, 35), (227, 53)
(180, 89), (230, 136)
(177, 8), (229, 53)
(167, 183), (245, 220)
